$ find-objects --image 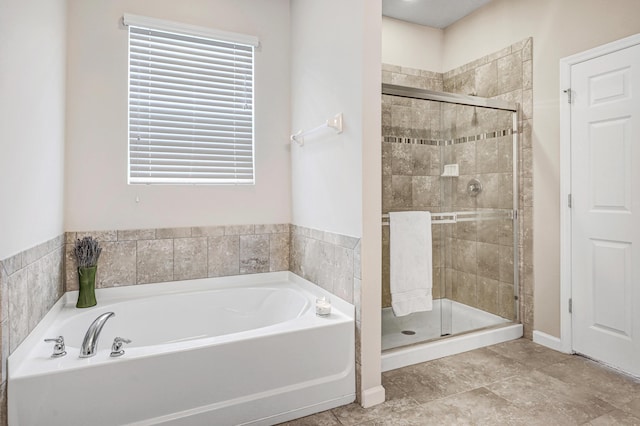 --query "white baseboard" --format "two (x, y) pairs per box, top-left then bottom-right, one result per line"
(533, 330), (566, 352)
(360, 385), (385, 408)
